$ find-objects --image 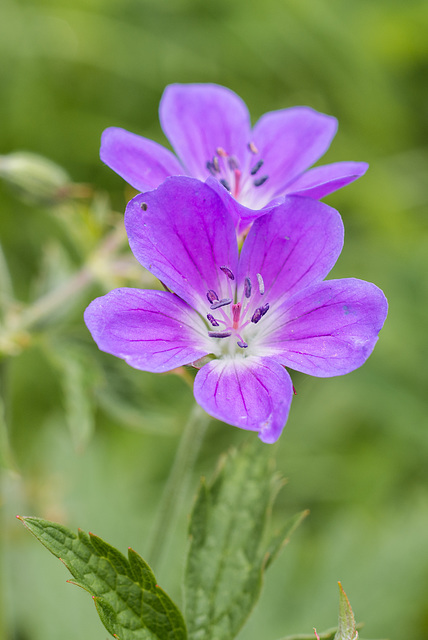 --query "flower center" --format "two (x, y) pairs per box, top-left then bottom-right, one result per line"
(205, 266), (270, 351)
(205, 142), (269, 202)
